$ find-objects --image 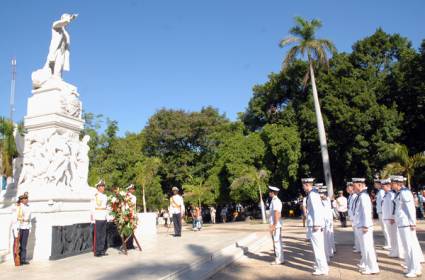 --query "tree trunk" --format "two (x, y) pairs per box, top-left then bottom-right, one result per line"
(142, 185), (147, 213)
(407, 173), (411, 189)
(309, 63), (334, 198)
(259, 186), (266, 223)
